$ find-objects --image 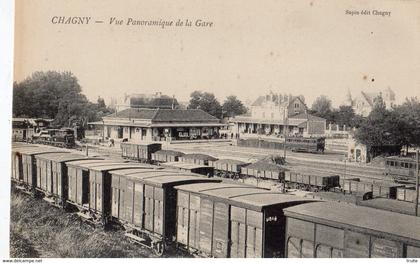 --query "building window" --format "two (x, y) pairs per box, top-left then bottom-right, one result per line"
(295, 103), (300, 108)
